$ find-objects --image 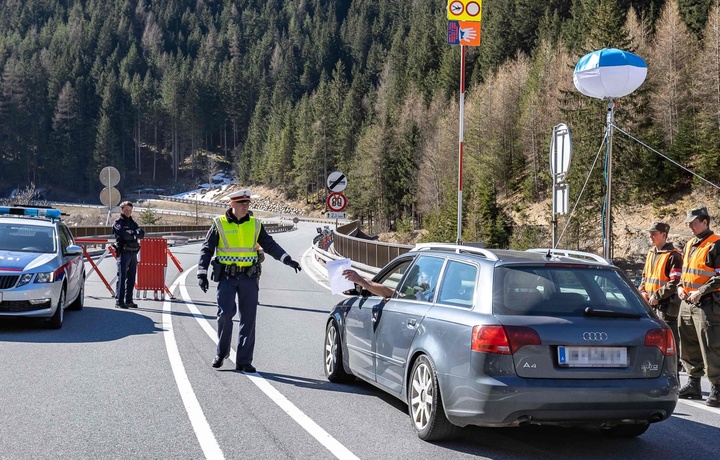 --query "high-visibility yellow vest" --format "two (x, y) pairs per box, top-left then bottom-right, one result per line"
(214, 215), (261, 267)
(681, 233), (720, 292)
(643, 249), (681, 296)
